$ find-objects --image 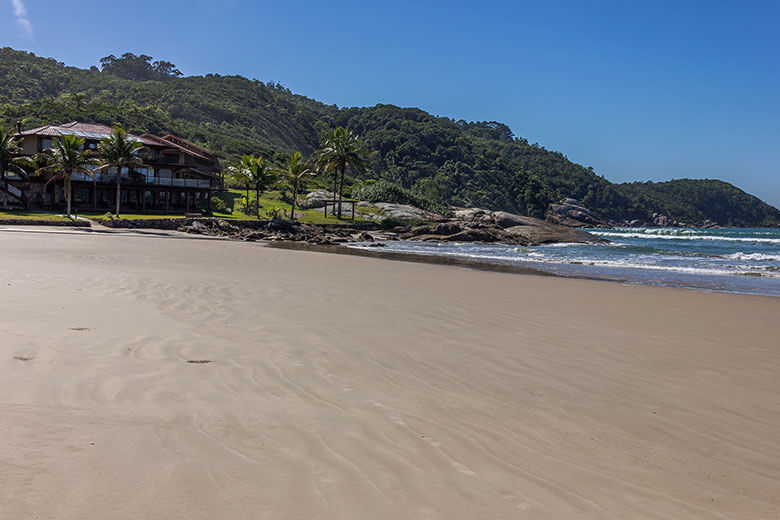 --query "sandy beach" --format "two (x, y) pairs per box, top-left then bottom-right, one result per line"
(1, 227), (778, 519)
